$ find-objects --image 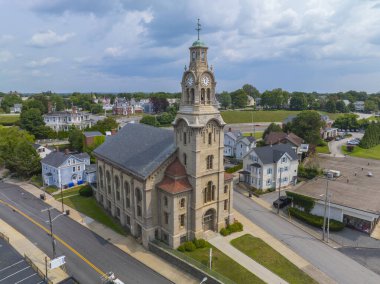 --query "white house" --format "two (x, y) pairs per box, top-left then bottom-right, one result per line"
(235, 136), (256, 160)
(43, 107), (93, 131)
(353, 101), (365, 112)
(10, 103), (22, 113)
(223, 130), (242, 157)
(41, 150), (90, 188)
(241, 144), (299, 191)
(32, 143), (52, 159)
